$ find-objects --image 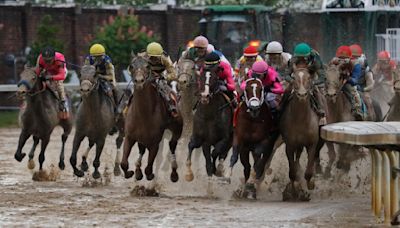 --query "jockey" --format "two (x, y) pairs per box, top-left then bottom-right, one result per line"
(35, 46), (69, 115)
(203, 52), (237, 103)
(331, 45), (364, 120)
(349, 44), (374, 93)
(138, 42), (178, 117)
(265, 41), (292, 78)
(241, 61), (283, 118)
(284, 42), (326, 122)
(234, 45), (263, 80)
(372, 50), (396, 84)
(84, 44), (119, 108)
(181, 35), (209, 68)
(207, 44), (234, 74)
